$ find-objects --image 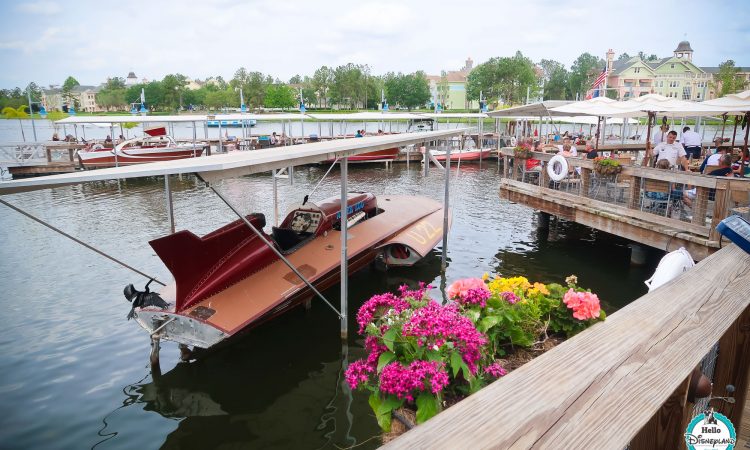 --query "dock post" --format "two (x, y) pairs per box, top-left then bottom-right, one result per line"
(165, 175), (175, 234)
(340, 157), (349, 340)
(150, 334), (161, 377)
(422, 144), (429, 177)
(538, 212), (551, 229)
(272, 169), (279, 226)
(629, 243), (648, 266)
(441, 142), (451, 273)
